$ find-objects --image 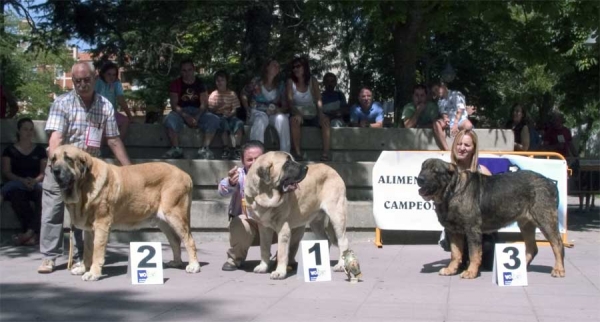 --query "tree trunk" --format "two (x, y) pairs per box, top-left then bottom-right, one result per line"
(389, 1), (426, 127)
(241, 1), (274, 78)
(0, 0), (6, 85)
